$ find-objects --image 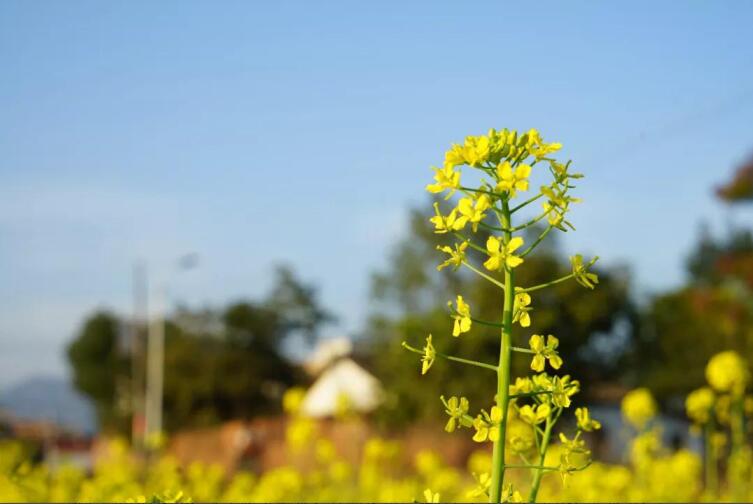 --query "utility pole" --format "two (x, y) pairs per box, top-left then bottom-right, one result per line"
(131, 261), (148, 448)
(143, 254), (198, 445)
(144, 284), (166, 443)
